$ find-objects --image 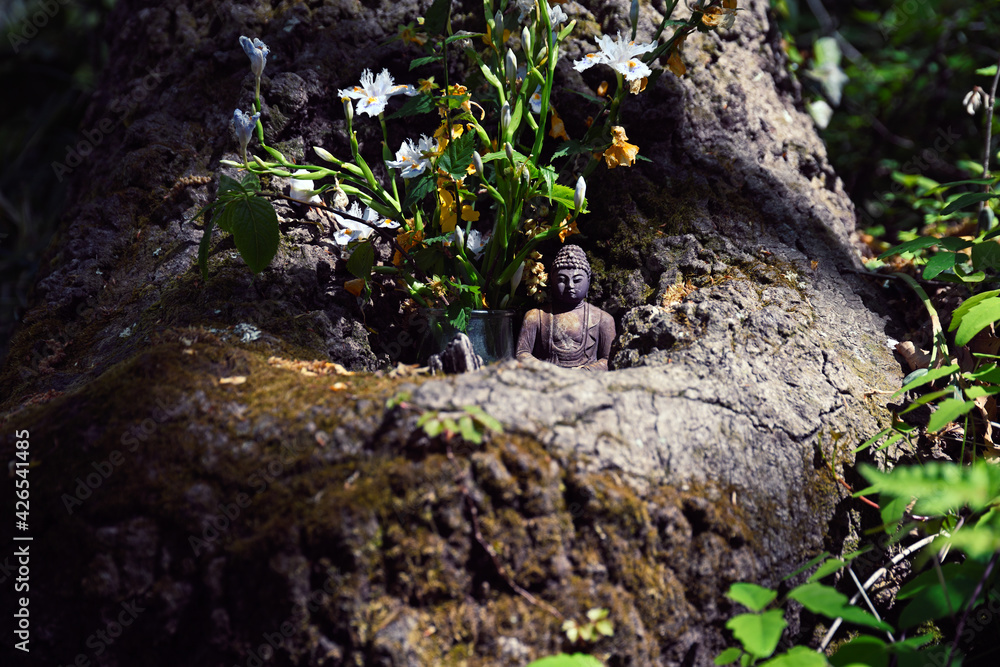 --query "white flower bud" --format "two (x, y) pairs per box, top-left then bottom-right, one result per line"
(343, 97), (354, 122)
(505, 49), (517, 88)
(505, 142), (515, 164)
(574, 176), (586, 211)
(472, 151), (484, 178)
(314, 146), (338, 163)
(501, 101), (512, 134)
(521, 26), (531, 54)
